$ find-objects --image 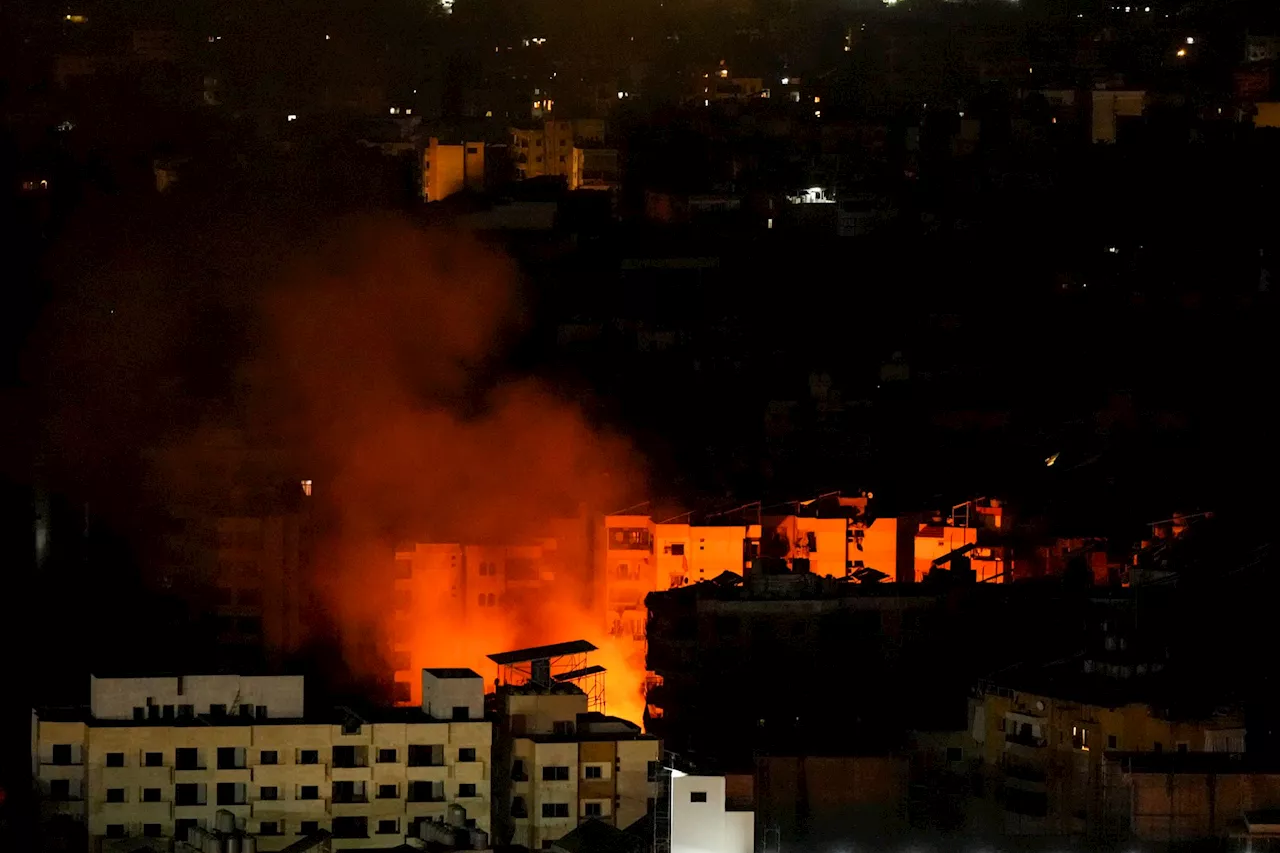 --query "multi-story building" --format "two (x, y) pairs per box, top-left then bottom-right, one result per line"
(511, 120), (606, 183)
(488, 643), (659, 852)
(34, 670), (493, 852)
(670, 774), (753, 853)
(971, 670), (1246, 837)
(422, 138), (485, 202)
